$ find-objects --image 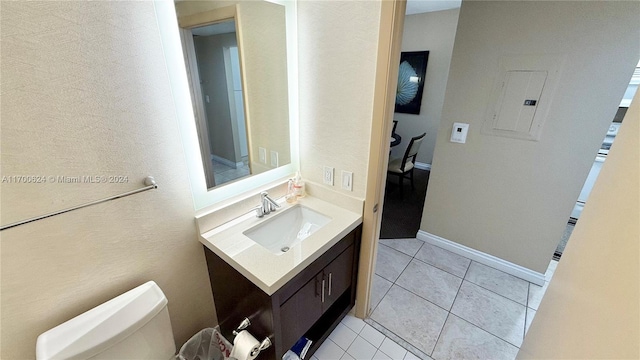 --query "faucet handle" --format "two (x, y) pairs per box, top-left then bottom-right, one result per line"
(254, 205), (265, 218)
